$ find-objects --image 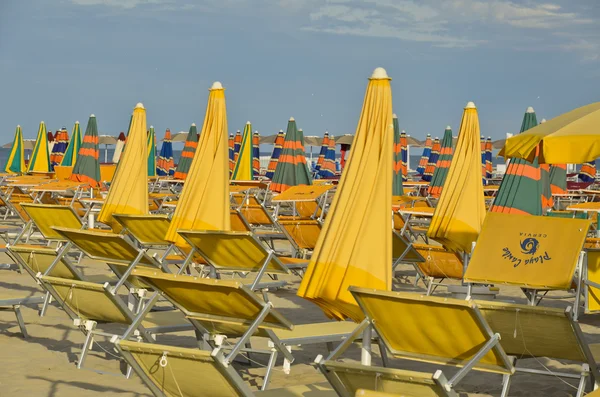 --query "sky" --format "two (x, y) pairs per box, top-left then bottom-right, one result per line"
(0, 0), (599, 144)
